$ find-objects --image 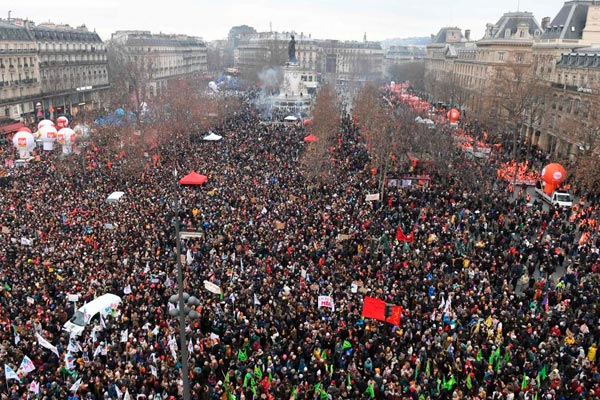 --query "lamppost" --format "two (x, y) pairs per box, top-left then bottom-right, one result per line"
(168, 196), (201, 400)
